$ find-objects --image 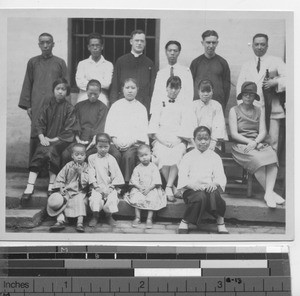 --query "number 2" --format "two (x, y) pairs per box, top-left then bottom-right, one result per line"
(139, 281), (145, 289)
